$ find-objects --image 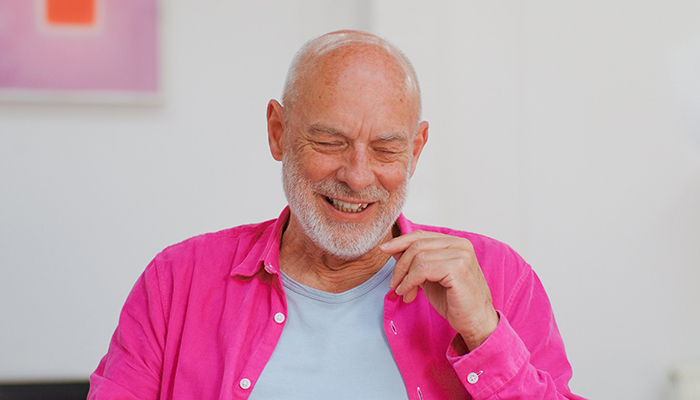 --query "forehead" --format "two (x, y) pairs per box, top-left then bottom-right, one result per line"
(292, 44), (419, 131)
